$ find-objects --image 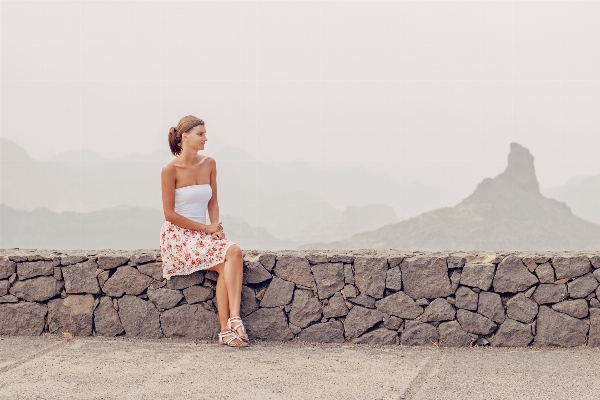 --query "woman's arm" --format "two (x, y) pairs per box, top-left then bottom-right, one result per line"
(207, 158), (220, 225)
(161, 164), (210, 232)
